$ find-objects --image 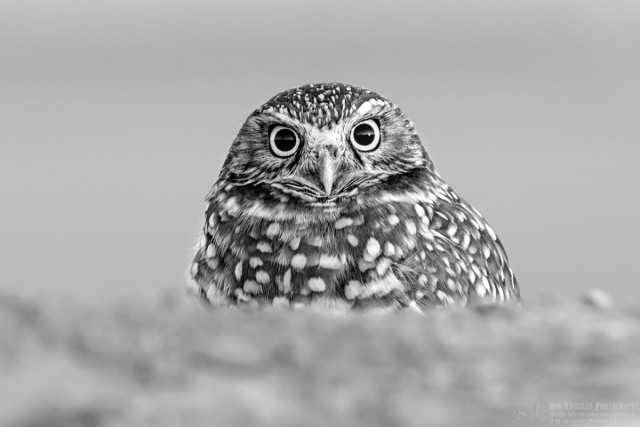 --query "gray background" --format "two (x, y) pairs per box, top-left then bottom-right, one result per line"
(1, 0), (638, 305)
